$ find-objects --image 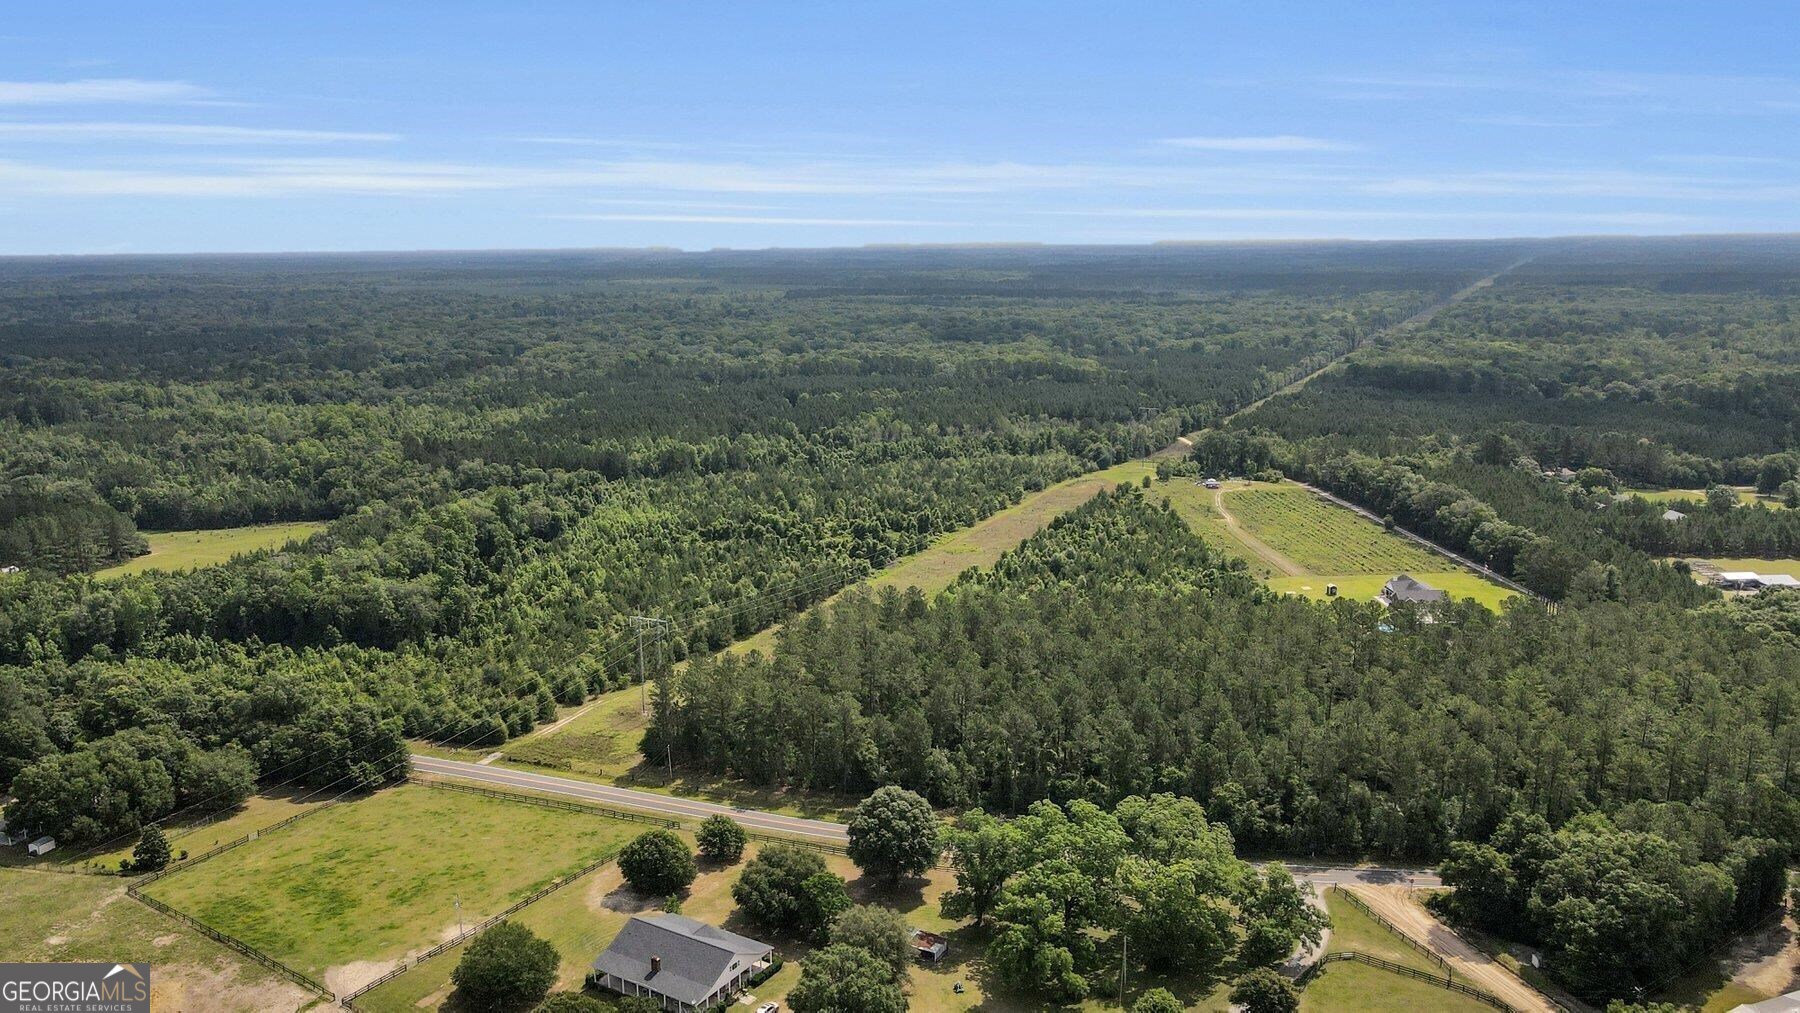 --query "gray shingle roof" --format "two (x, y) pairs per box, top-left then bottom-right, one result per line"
(1382, 574), (1447, 604)
(592, 913), (770, 1008)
